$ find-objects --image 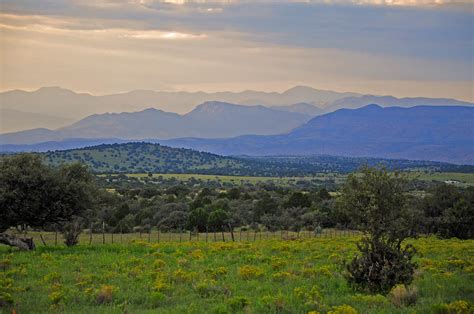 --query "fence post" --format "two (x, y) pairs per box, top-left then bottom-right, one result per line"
(89, 223), (93, 245)
(102, 221), (105, 244)
(206, 227), (208, 243)
(157, 230), (160, 243)
(55, 230), (58, 246)
(229, 224), (235, 242)
(111, 232), (114, 244)
(40, 234), (48, 246)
